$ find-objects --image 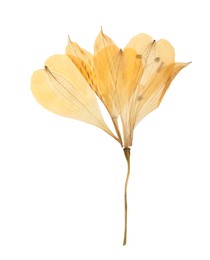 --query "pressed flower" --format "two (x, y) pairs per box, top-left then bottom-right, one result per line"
(31, 29), (189, 245)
